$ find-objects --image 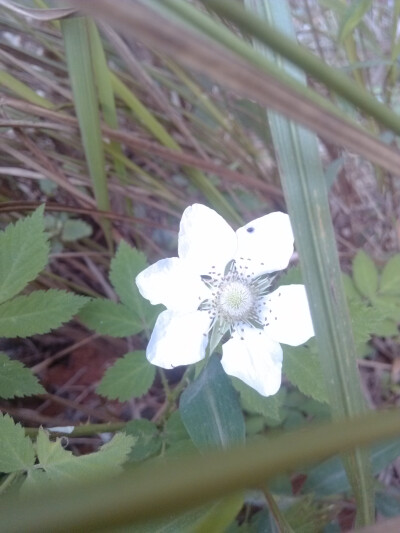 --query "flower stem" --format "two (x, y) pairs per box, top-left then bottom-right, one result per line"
(262, 486), (294, 533)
